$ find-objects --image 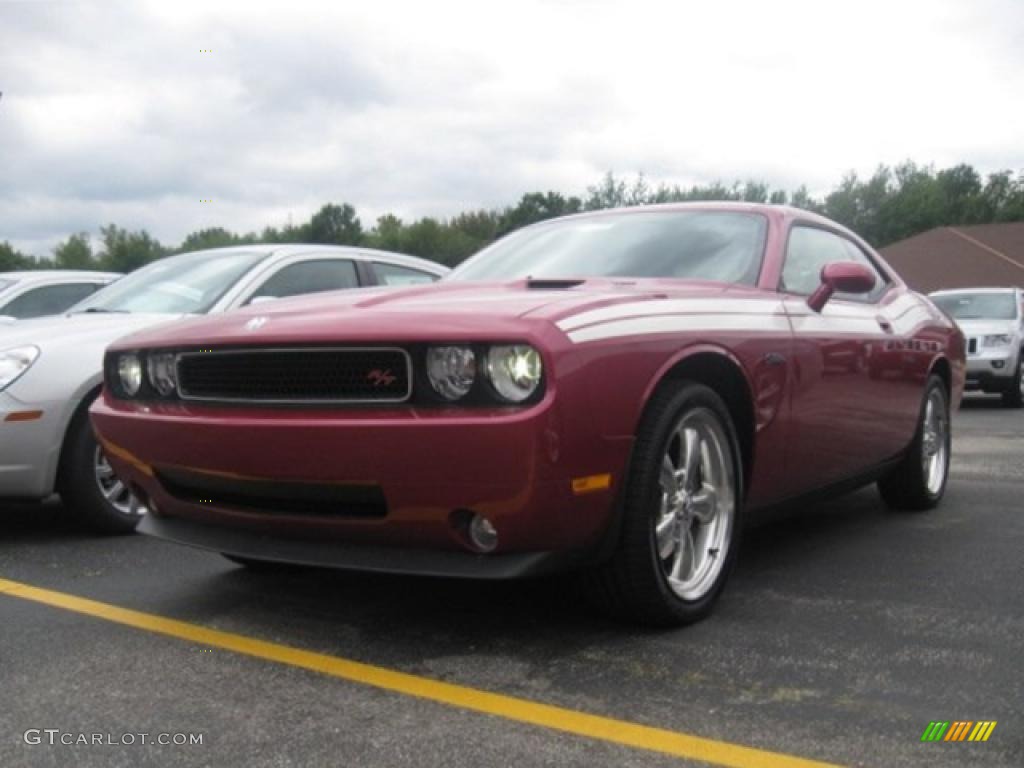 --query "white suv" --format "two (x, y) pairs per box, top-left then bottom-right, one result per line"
(930, 287), (1024, 408)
